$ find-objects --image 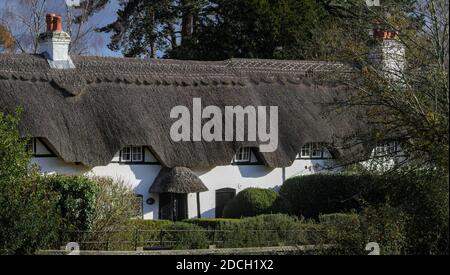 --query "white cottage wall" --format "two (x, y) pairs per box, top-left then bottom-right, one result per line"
(30, 139), (335, 220)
